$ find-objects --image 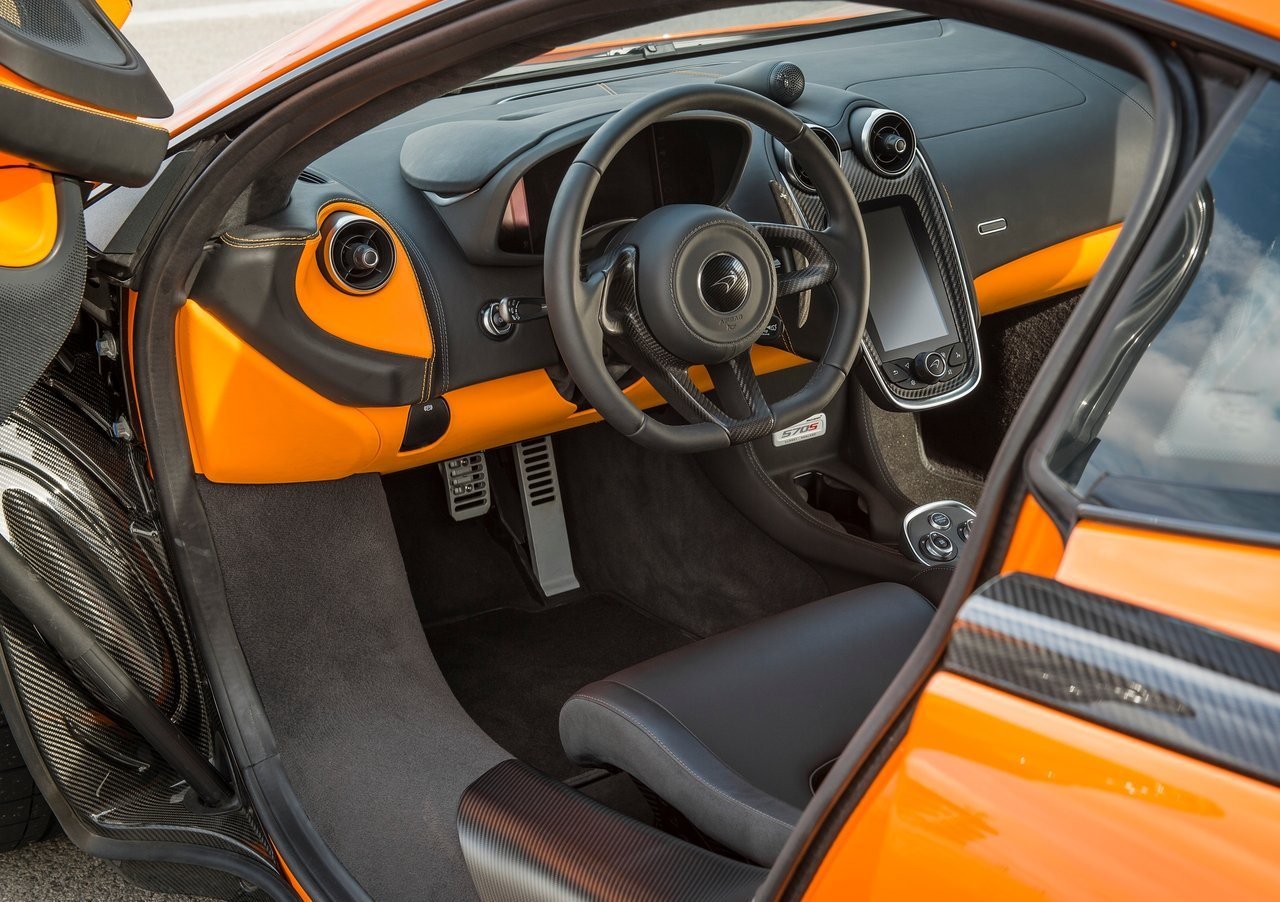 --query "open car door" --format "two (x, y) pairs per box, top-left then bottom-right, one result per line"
(0, 0), (168, 422)
(0, 3), (293, 898)
(791, 70), (1280, 902)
